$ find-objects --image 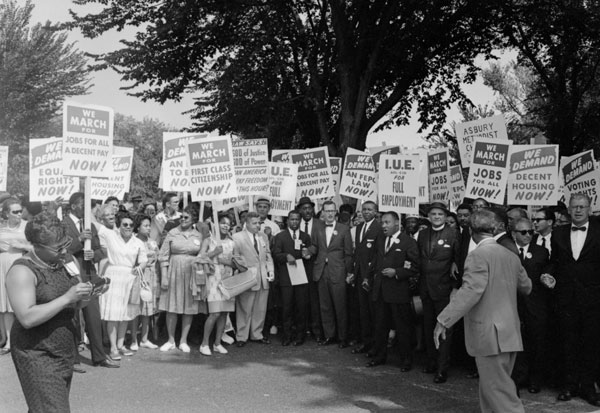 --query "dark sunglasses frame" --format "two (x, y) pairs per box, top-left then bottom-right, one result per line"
(515, 230), (535, 236)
